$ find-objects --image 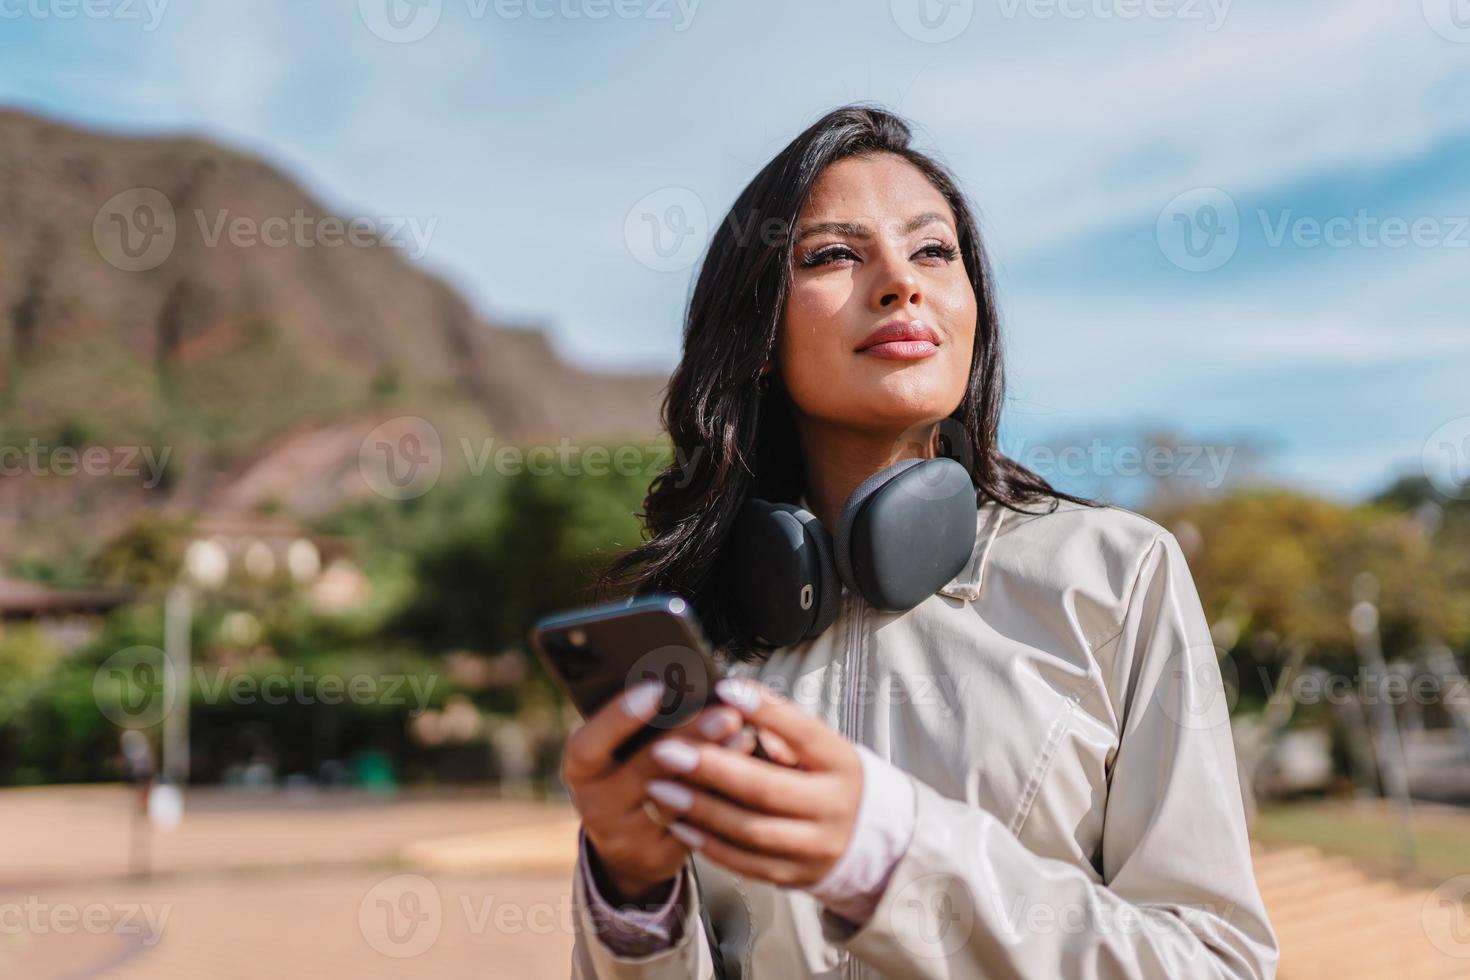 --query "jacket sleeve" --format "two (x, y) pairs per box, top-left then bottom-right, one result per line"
(822, 530), (1280, 980)
(576, 830), (686, 956)
(570, 849), (717, 980)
